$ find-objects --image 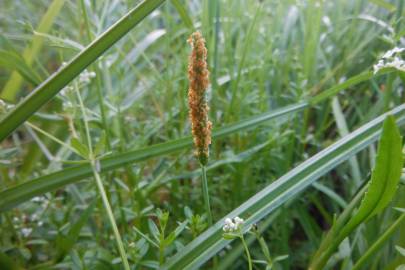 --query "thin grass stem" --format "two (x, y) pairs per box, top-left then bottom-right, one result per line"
(201, 165), (213, 226)
(91, 164), (131, 270)
(75, 86), (130, 270)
